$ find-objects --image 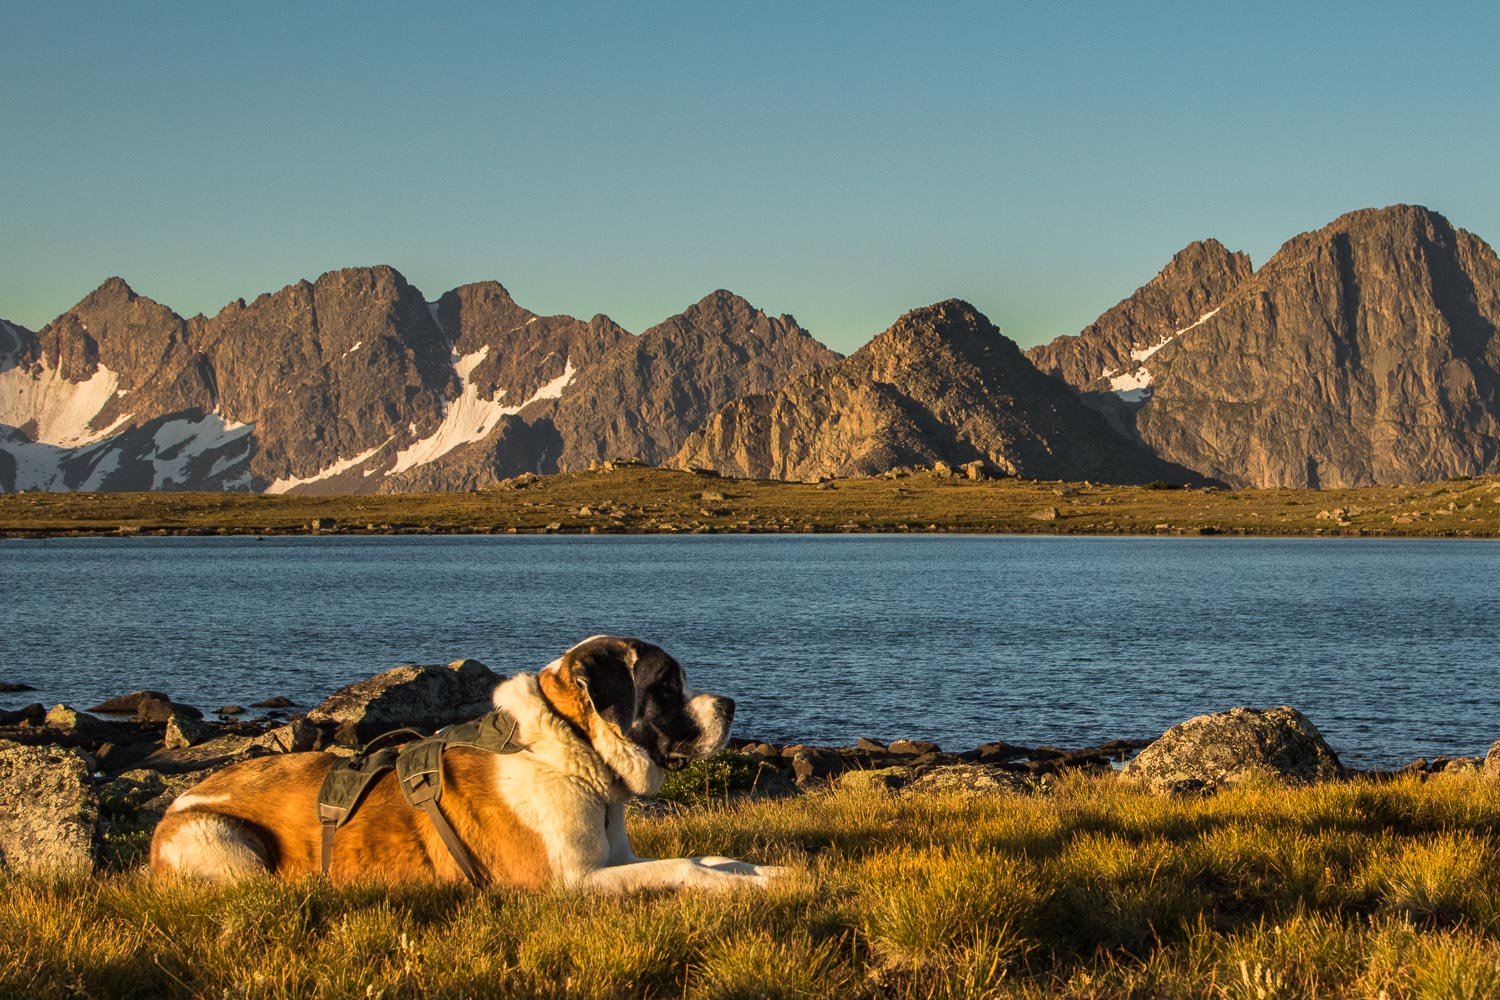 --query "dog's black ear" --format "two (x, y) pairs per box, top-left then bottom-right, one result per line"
(569, 638), (639, 732)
